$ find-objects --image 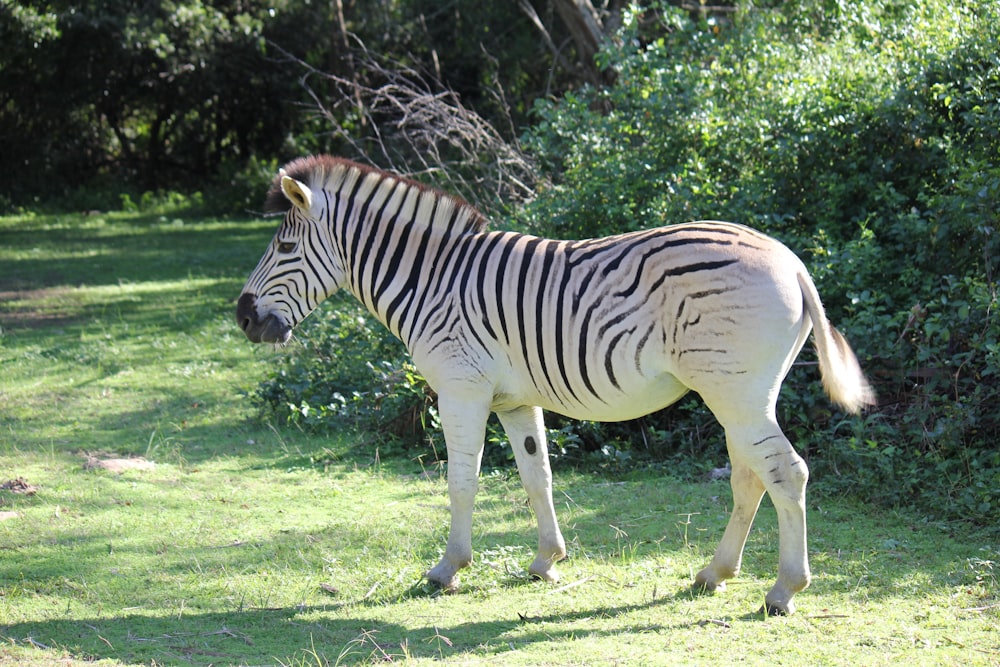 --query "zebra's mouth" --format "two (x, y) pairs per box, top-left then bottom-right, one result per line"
(236, 293), (293, 345)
